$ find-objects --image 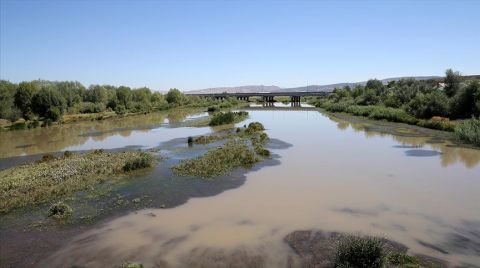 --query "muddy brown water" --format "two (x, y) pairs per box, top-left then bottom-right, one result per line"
(1, 104), (480, 267)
